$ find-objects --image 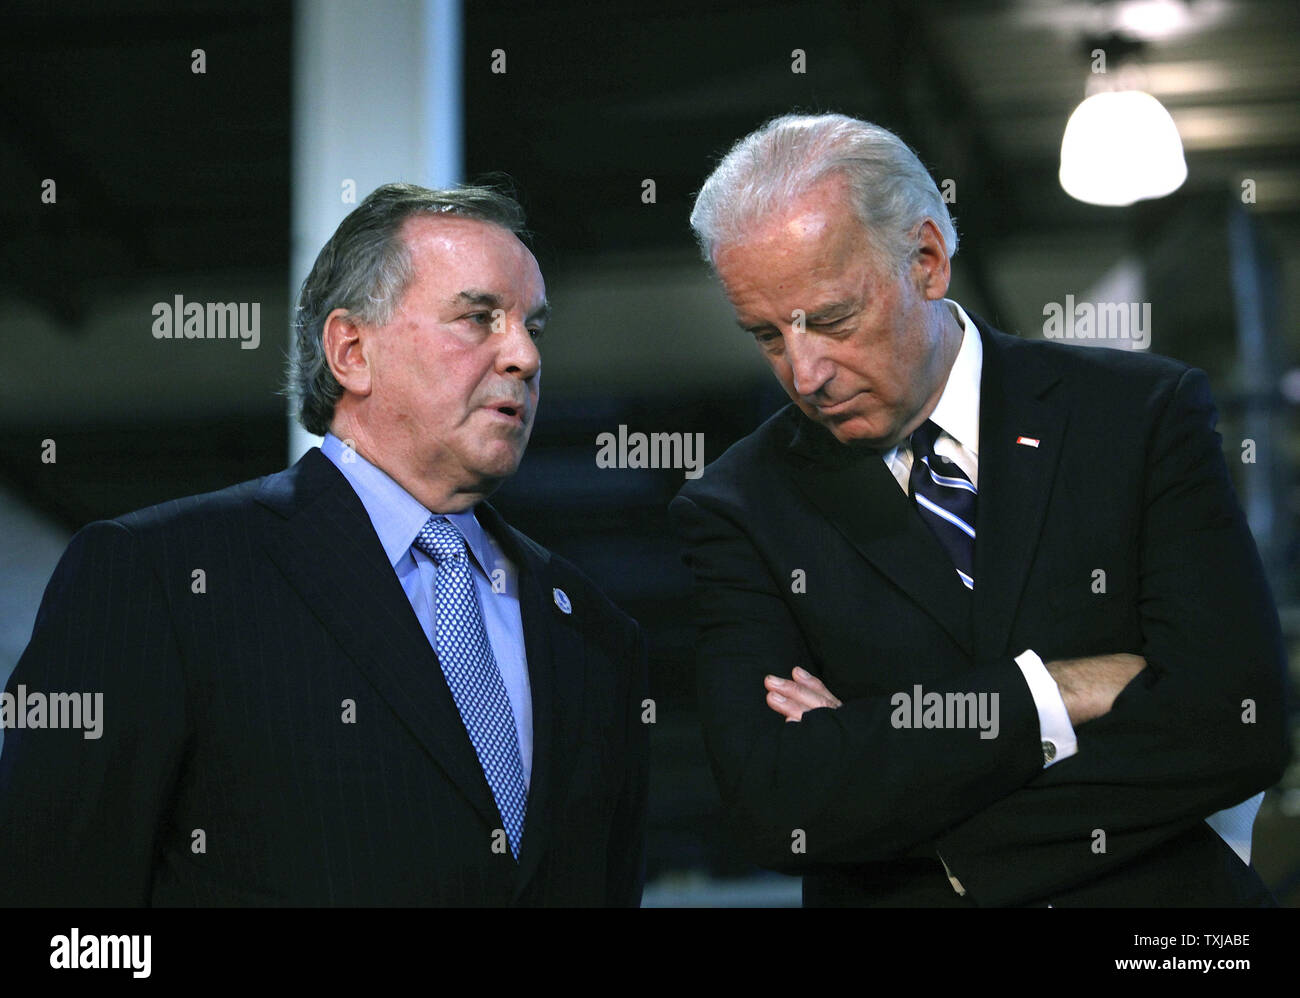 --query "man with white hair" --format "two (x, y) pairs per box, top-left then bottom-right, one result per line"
(671, 113), (1288, 906)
